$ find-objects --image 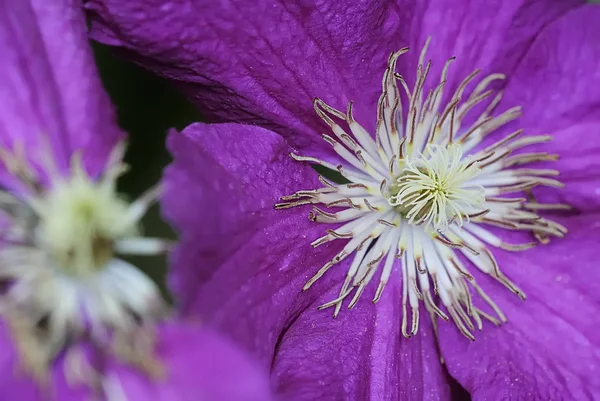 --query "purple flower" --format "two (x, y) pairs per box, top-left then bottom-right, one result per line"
(0, 1), (272, 400)
(87, 1), (600, 399)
